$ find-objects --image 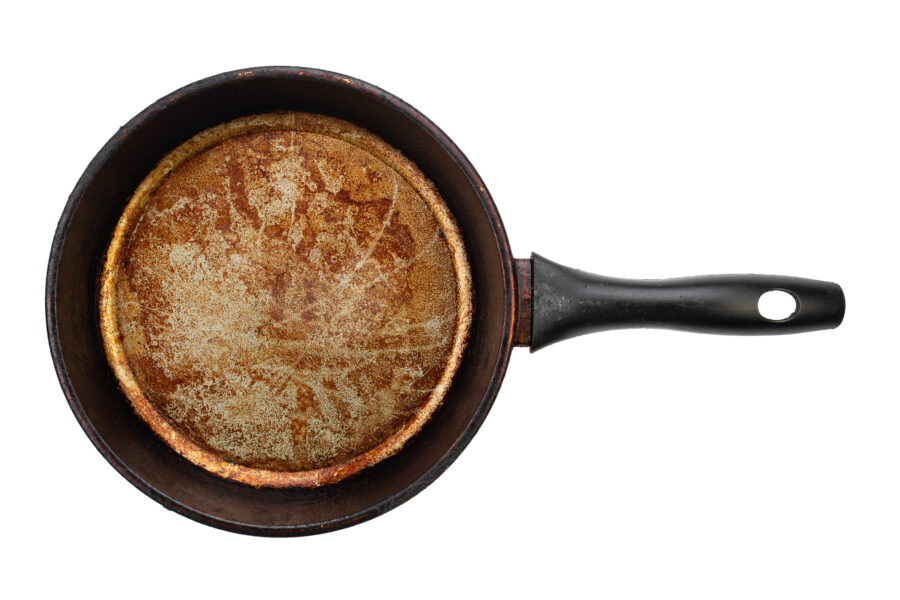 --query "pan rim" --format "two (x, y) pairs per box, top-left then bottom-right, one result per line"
(46, 66), (517, 536)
